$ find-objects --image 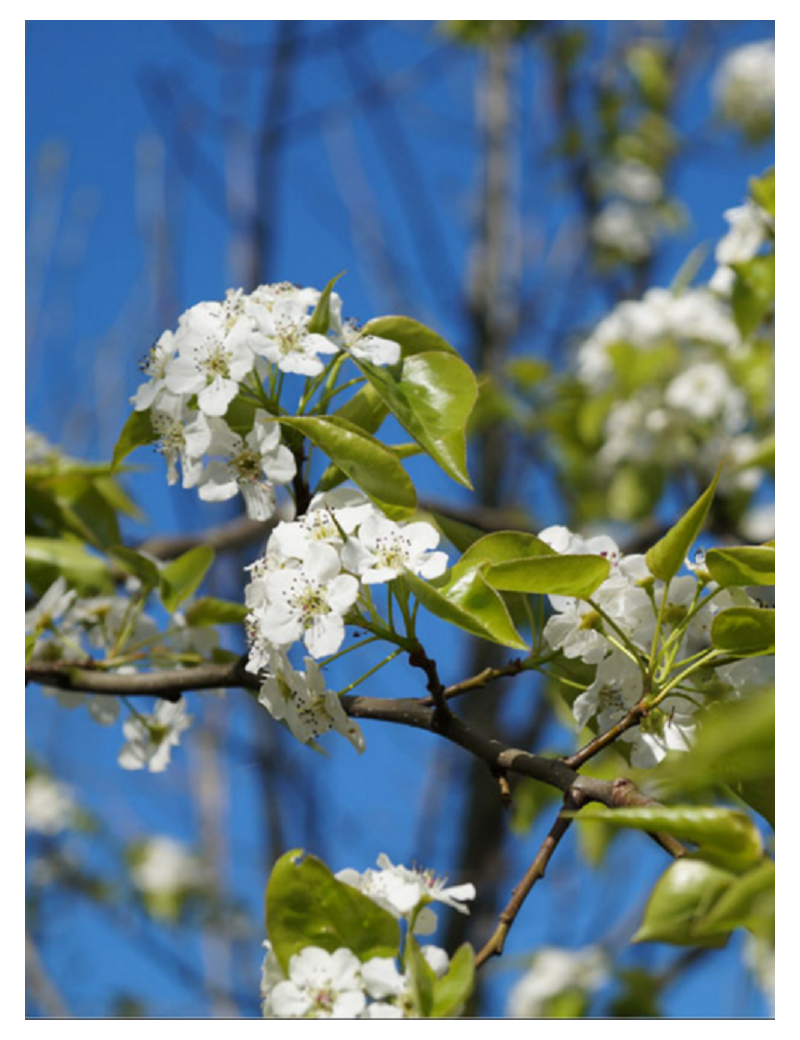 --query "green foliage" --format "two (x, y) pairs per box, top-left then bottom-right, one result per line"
(572, 804), (763, 872)
(279, 415), (417, 519)
(645, 470), (720, 582)
(159, 547), (215, 614)
(307, 272), (345, 335)
(711, 607), (775, 657)
(25, 536), (113, 596)
(264, 850), (400, 973)
(731, 254), (775, 339)
(111, 409), (158, 471)
(704, 546), (775, 587)
(350, 350), (478, 489)
(404, 935), (475, 1018)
